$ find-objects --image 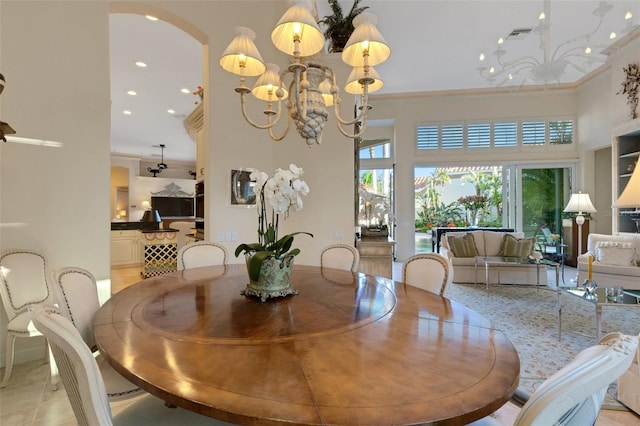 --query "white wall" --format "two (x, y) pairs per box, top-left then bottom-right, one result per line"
(1, 1), (112, 365)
